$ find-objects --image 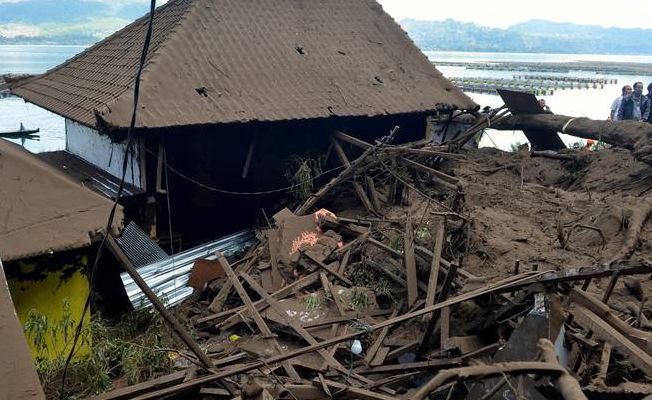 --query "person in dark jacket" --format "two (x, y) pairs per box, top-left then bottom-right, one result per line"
(619, 82), (651, 121)
(647, 83), (652, 123)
